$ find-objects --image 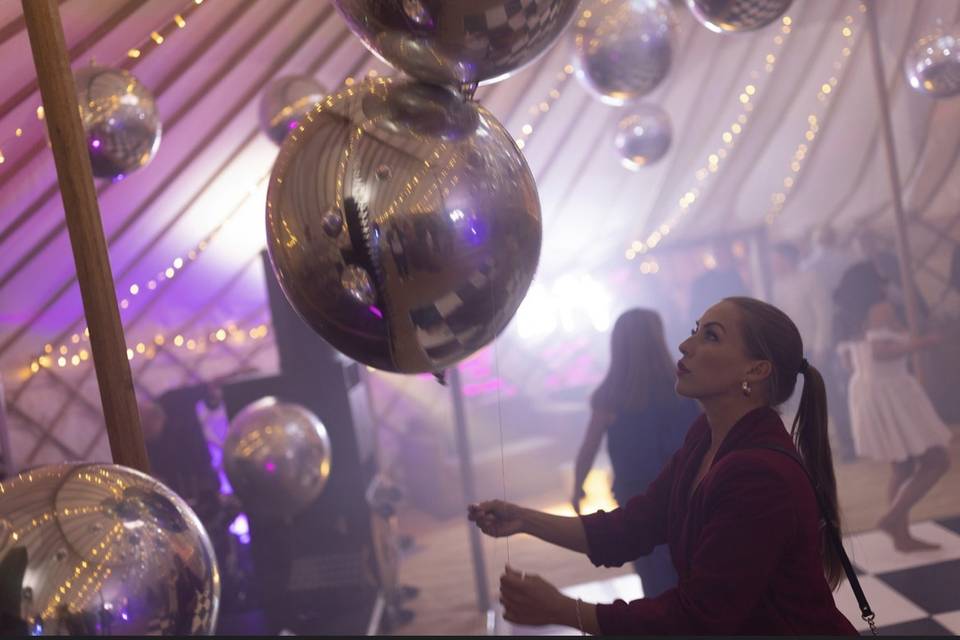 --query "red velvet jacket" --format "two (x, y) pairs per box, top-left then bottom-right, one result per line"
(581, 406), (857, 636)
